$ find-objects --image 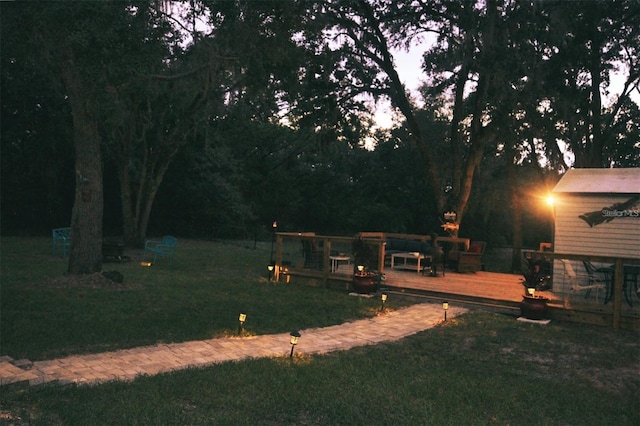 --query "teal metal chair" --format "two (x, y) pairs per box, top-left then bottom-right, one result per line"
(52, 227), (71, 257)
(143, 235), (178, 266)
